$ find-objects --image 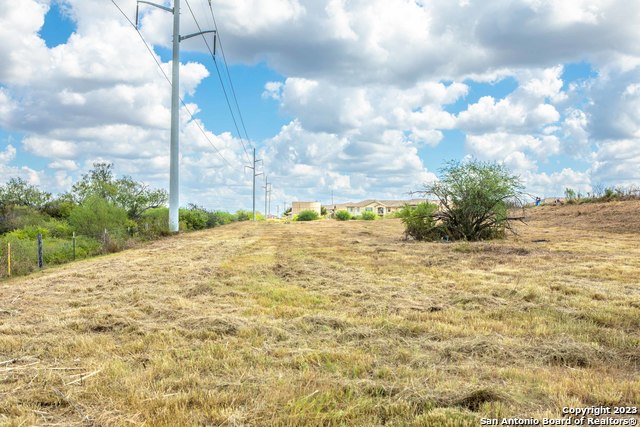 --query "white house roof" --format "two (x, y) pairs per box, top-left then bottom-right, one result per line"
(323, 198), (430, 209)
